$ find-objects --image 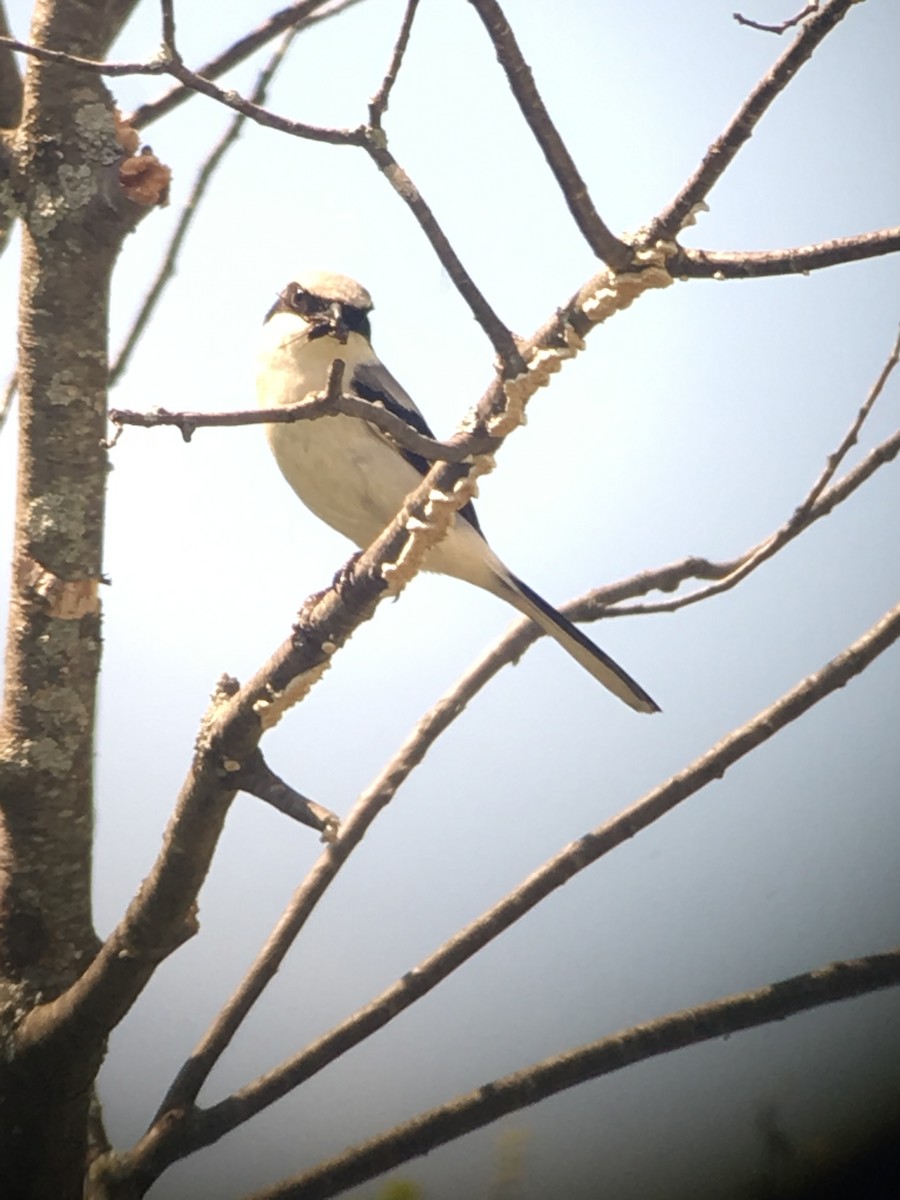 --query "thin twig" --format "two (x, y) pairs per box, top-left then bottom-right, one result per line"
(0, 30), (362, 144)
(162, 53), (363, 145)
(110, 25), (301, 386)
(734, 3), (819, 35)
(0, 33), (169, 75)
(132, 0), (365, 130)
(368, 0), (420, 126)
(668, 229), (900, 279)
(127, 597), (900, 1182)
(794, 326), (900, 517)
(244, 948), (900, 1200)
(604, 327), (900, 617)
(361, 138), (521, 367)
(106, 393), (498, 460)
(468, 0), (631, 270)
(646, 0), (858, 240)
